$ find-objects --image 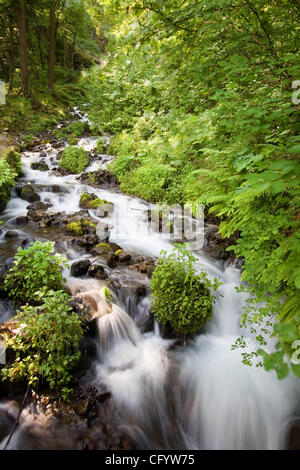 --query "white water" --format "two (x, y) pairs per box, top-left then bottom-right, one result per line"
(0, 110), (299, 450)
